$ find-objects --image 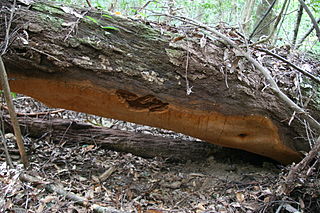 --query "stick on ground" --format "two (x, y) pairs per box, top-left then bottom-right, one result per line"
(19, 173), (127, 213)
